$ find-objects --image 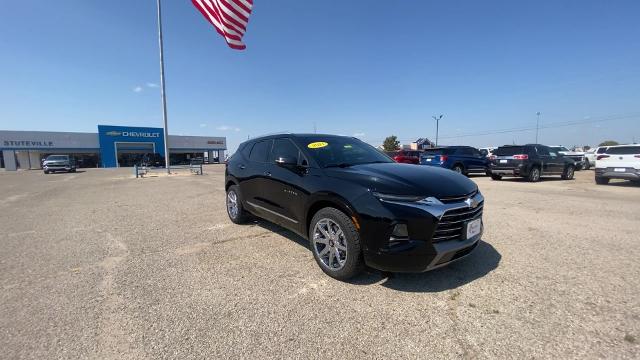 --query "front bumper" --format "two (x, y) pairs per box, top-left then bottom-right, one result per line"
(44, 165), (72, 171)
(359, 192), (484, 273)
(595, 167), (640, 180)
